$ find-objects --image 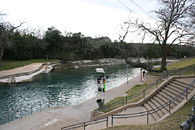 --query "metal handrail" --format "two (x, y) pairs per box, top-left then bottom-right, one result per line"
(99, 99), (124, 112)
(94, 67), (195, 113)
(61, 117), (109, 130)
(0, 97), (67, 125)
(94, 69), (168, 112)
(111, 79), (195, 125)
(61, 69), (194, 129)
